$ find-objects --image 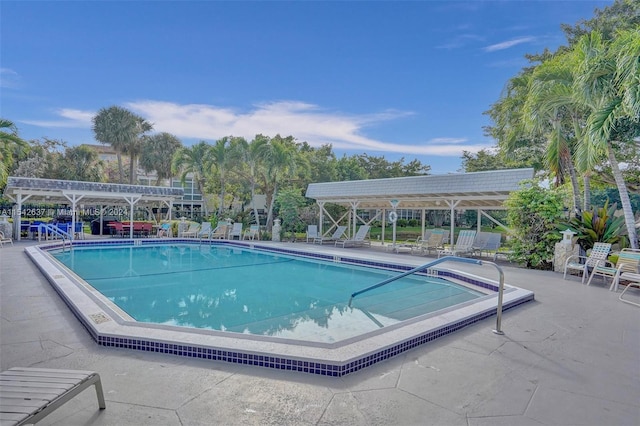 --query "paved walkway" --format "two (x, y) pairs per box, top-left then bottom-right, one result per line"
(1, 239), (639, 425)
